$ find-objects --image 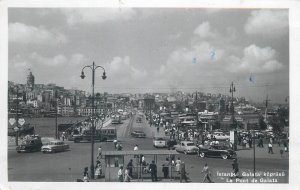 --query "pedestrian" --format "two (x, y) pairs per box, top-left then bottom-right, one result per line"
(83, 167), (89, 182)
(124, 167), (133, 182)
(113, 139), (118, 150)
(268, 142), (274, 154)
(277, 137), (281, 147)
(283, 141), (288, 152)
(259, 138), (264, 148)
(175, 157), (181, 173)
(118, 166), (124, 182)
(118, 143), (123, 151)
(157, 127), (159, 133)
(248, 138), (252, 148)
(162, 158), (169, 178)
(201, 163), (213, 183)
(97, 146), (102, 160)
(280, 149), (284, 157)
(61, 132), (65, 141)
(232, 159), (240, 178)
(243, 138), (247, 149)
(180, 162), (188, 182)
(127, 159), (133, 177)
(149, 160), (158, 182)
(95, 161), (102, 179)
